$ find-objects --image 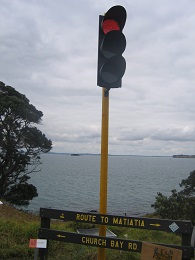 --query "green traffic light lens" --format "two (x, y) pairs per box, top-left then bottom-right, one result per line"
(99, 55), (126, 84)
